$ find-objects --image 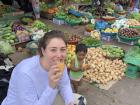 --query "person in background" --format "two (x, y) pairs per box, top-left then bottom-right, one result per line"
(133, 0), (139, 12)
(1, 0), (40, 19)
(69, 44), (89, 93)
(1, 30), (74, 105)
